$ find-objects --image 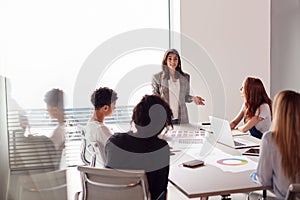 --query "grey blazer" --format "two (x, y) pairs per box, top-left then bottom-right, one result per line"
(152, 71), (193, 124)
